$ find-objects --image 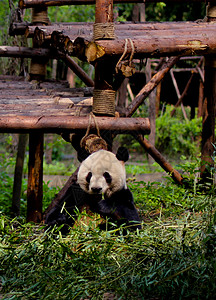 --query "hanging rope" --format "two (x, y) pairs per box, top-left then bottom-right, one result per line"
(115, 38), (135, 77)
(80, 112), (101, 145)
(80, 112), (107, 152)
